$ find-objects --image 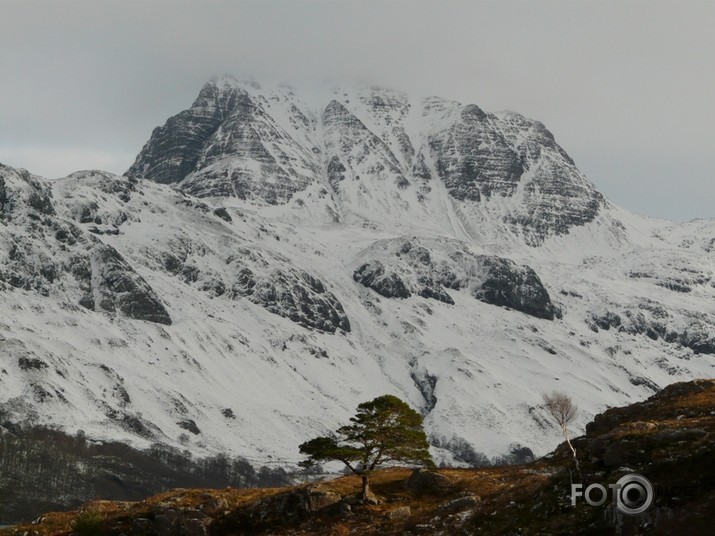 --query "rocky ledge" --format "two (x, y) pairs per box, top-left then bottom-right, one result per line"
(353, 237), (557, 319)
